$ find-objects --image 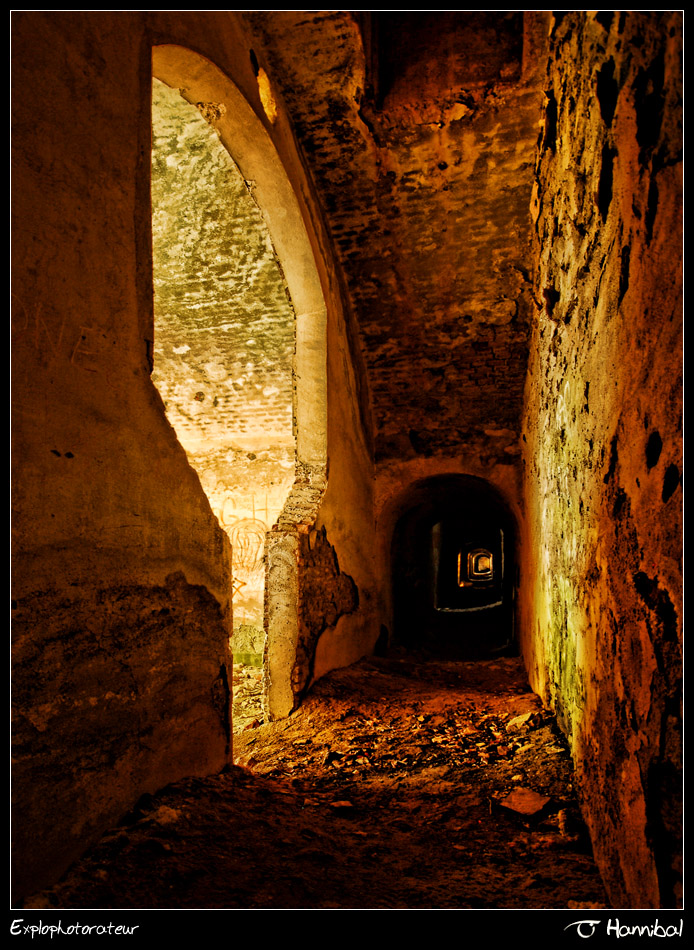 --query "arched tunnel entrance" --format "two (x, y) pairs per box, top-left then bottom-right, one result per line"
(149, 75), (296, 668)
(391, 475), (517, 658)
(149, 45), (329, 723)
